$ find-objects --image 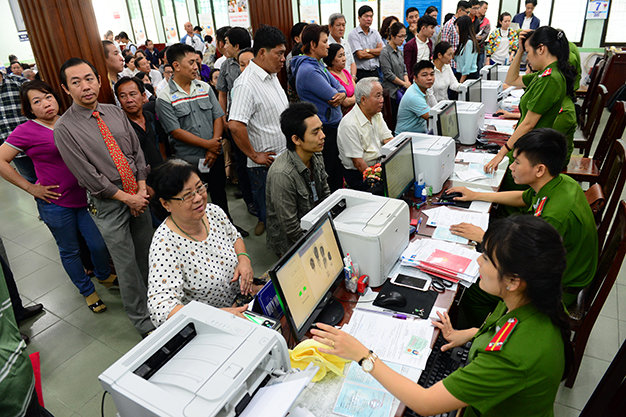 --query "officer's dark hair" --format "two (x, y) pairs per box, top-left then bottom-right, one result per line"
(425, 6), (438, 15)
(114, 76), (145, 98)
(301, 24), (329, 55)
(358, 5), (373, 17)
(102, 40), (115, 58)
(226, 27), (252, 50)
(59, 58), (99, 88)
(526, 26), (576, 98)
(405, 7), (418, 18)
(417, 15), (438, 32)
(253, 25), (287, 56)
(433, 41), (453, 60)
(456, 1), (471, 12)
(389, 22), (406, 39)
(20, 80), (60, 119)
(322, 43), (343, 68)
(147, 159), (199, 220)
(455, 15), (478, 55)
(482, 215), (572, 379)
(280, 102), (319, 151)
(497, 12), (511, 28)
(513, 128), (567, 176)
(194, 26), (202, 33)
(525, 0), (537, 6)
(412, 60), (434, 79)
(166, 43), (196, 64)
(215, 26), (232, 44)
(290, 22), (308, 42)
